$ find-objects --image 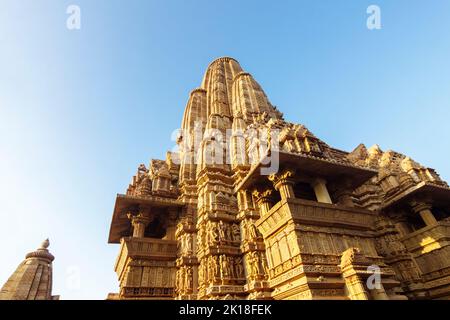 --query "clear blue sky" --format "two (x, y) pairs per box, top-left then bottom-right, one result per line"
(0, 1), (449, 299)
